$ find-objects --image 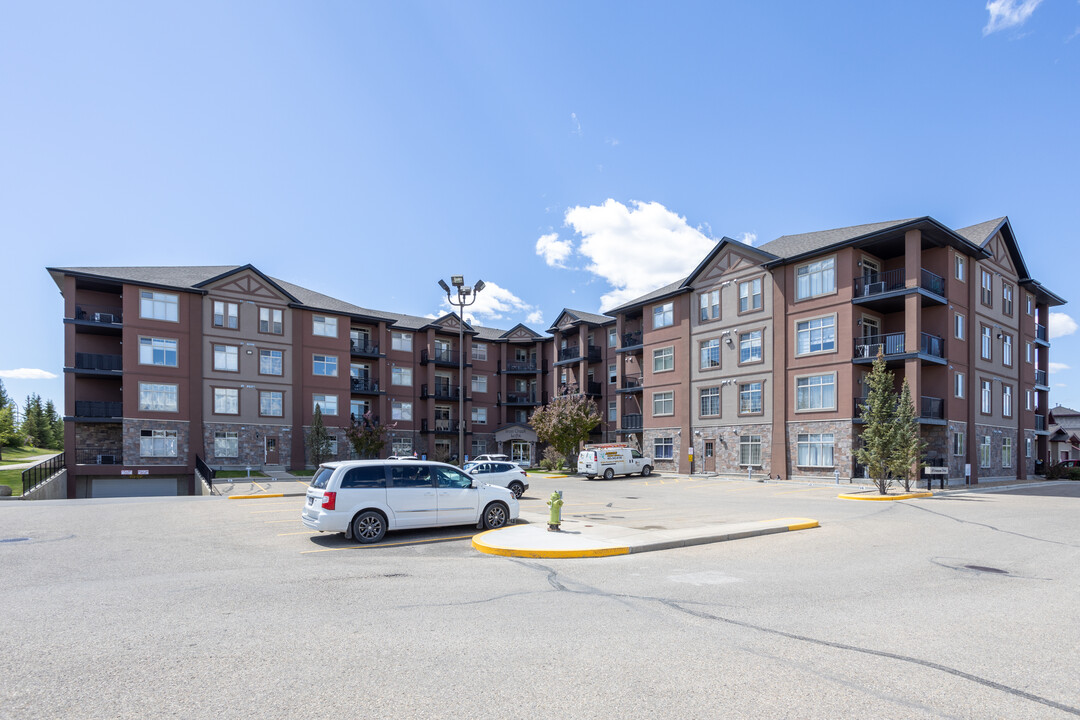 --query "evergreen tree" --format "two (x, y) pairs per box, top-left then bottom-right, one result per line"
(890, 379), (926, 492)
(44, 399), (64, 450)
(854, 352), (899, 495)
(0, 406), (17, 457)
(20, 394), (49, 449)
(0, 378), (9, 409)
(306, 404), (334, 467)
